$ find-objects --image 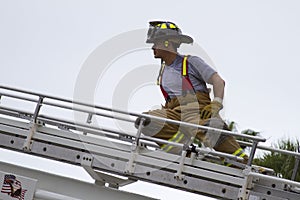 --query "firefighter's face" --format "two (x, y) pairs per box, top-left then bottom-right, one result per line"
(151, 40), (172, 58)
